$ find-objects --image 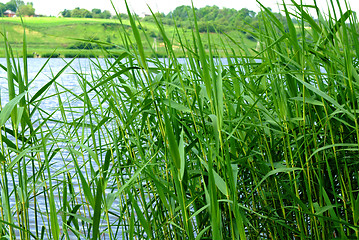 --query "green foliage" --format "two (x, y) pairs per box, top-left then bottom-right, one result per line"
(4, 0), (18, 12)
(0, 3), (6, 16)
(2, 1), (359, 239)
(0, 16), (254, 58)
(166, 5), (261, 33)
(62, 7), (112, 19)
(91, 8), (101, 15)
(56, 4), (284, 34)
(16, 3), (35, 16)
(63, 52), (96, 58)
(101, 10), (111, 19)
(40, 52), (60, 58)
(61, 9), (71, 17)
(70, 7), (92, 18)
(67, 42), (98, 50)
(1, 0), (32, 16)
